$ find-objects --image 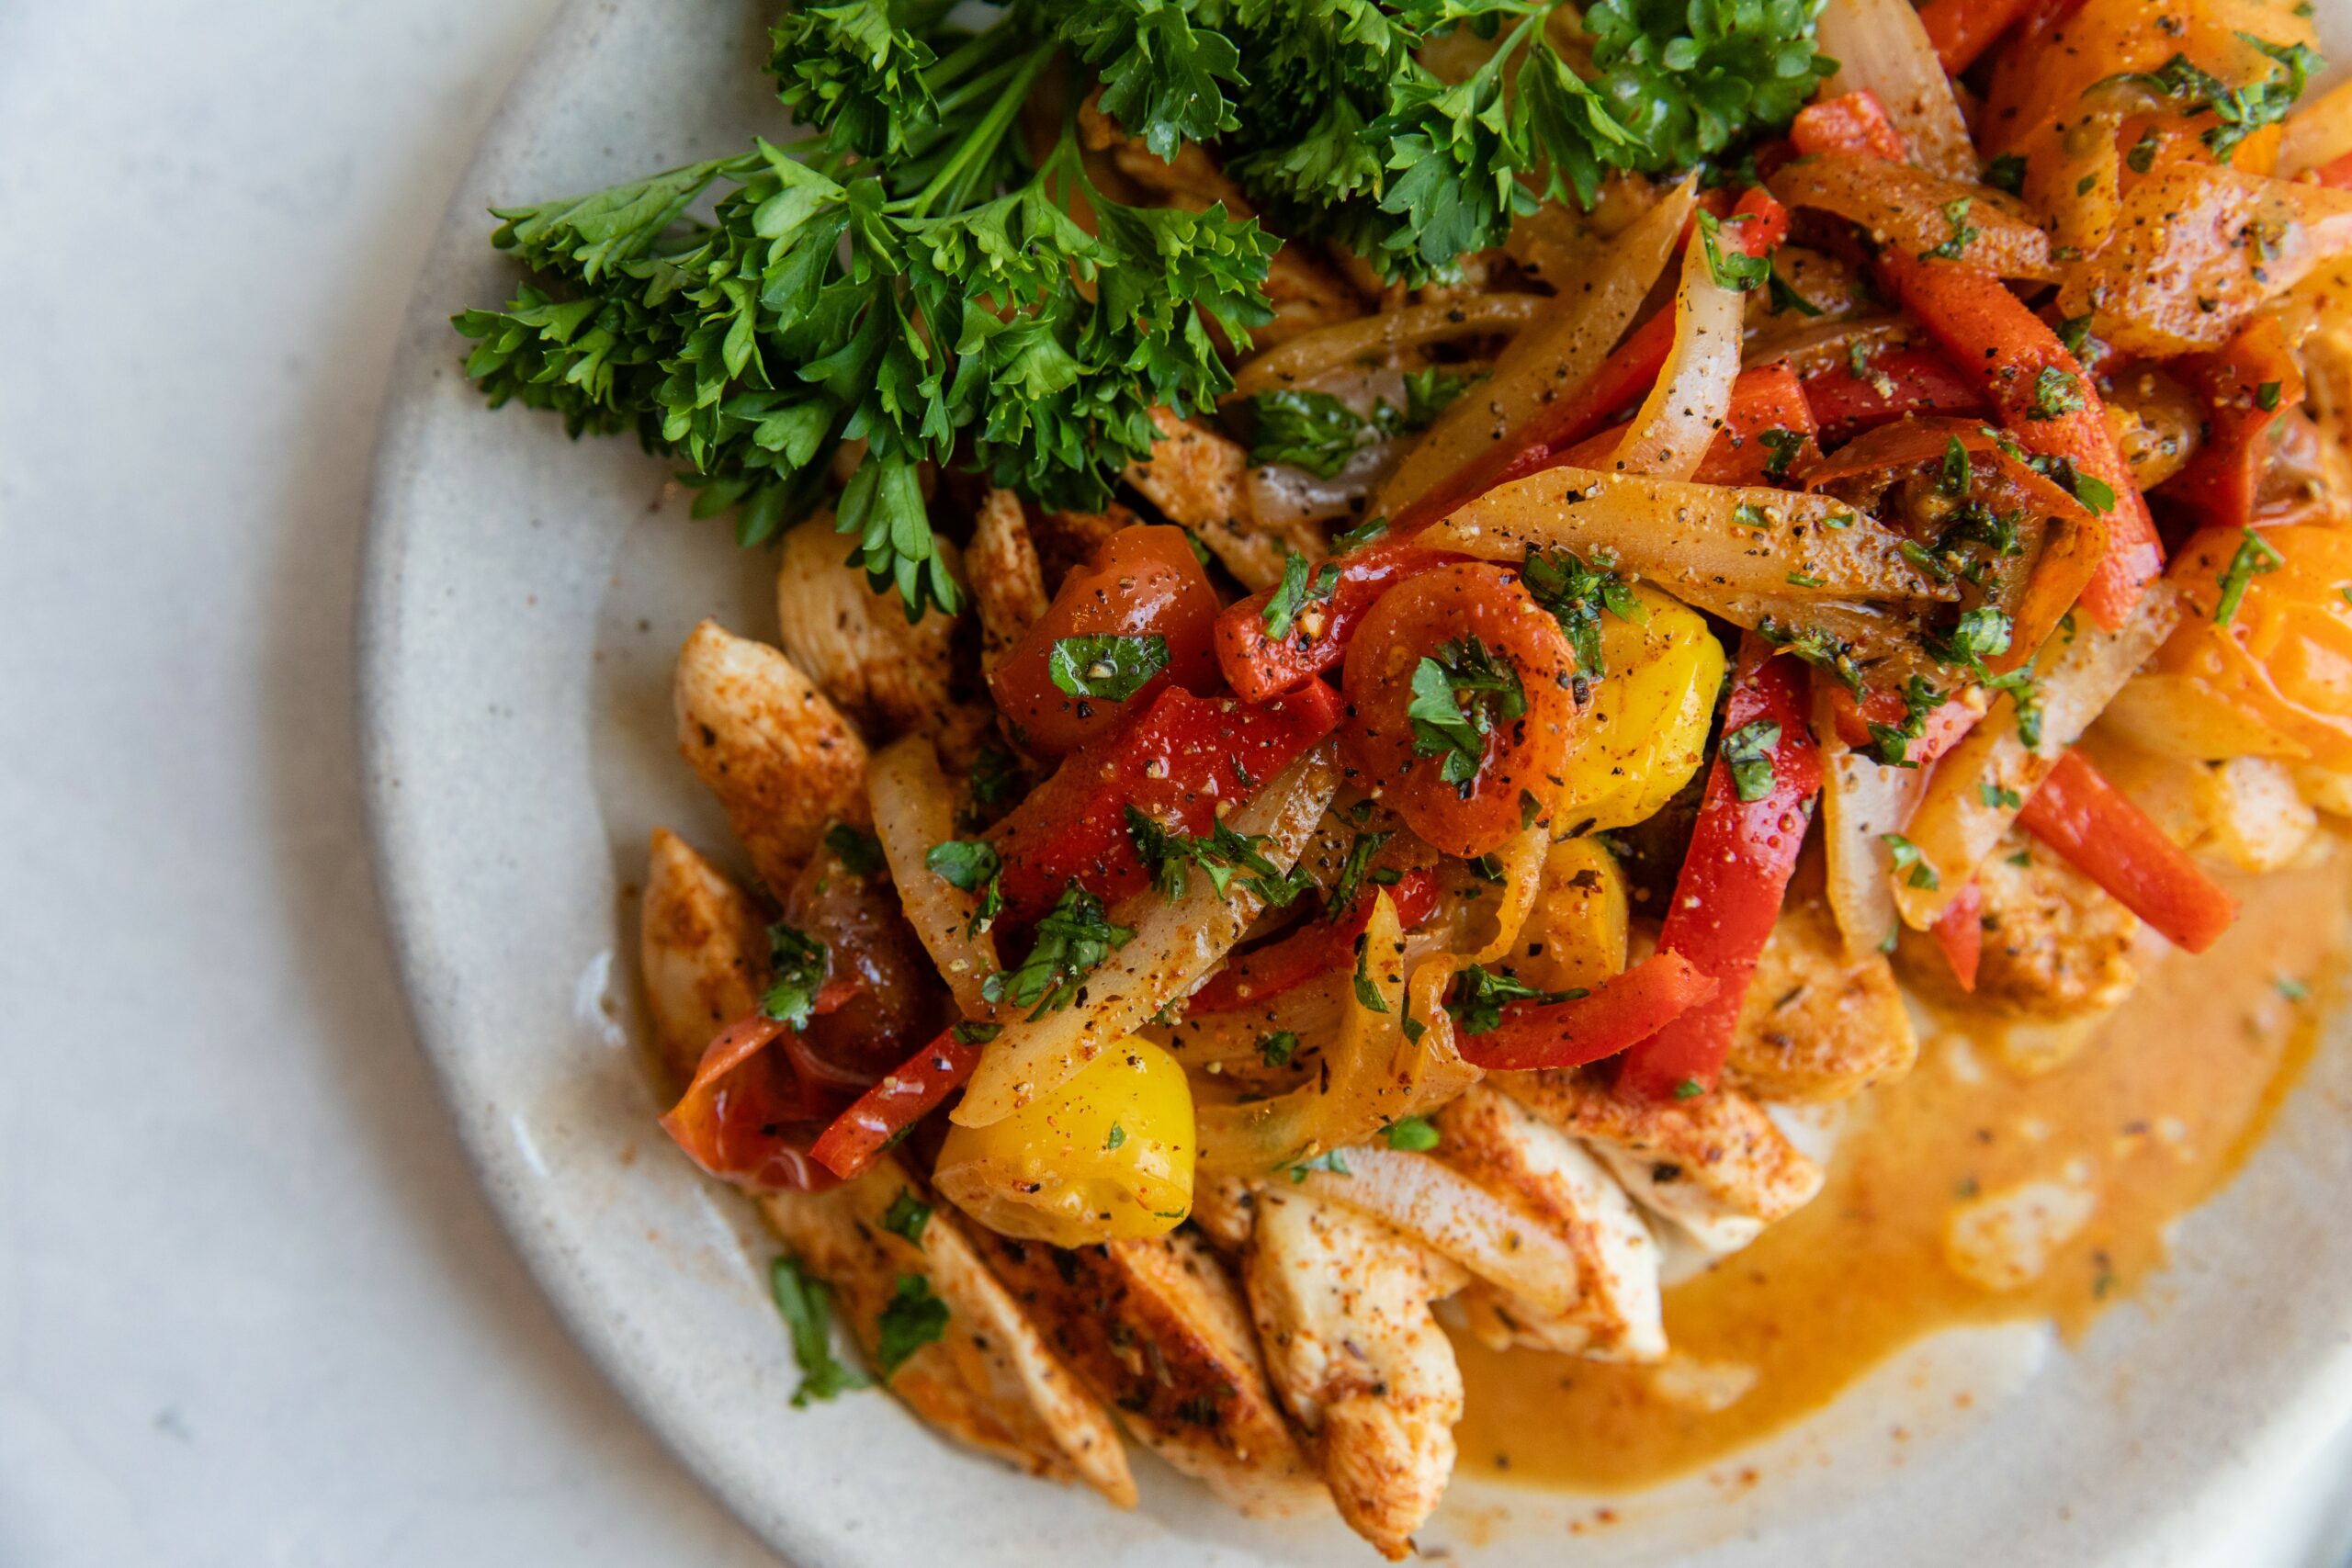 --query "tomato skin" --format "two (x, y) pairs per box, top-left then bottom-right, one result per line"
(1340, 562), (1579, 857)
(780, 842), (945, 1084)
(988, 525), (1221, 757)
